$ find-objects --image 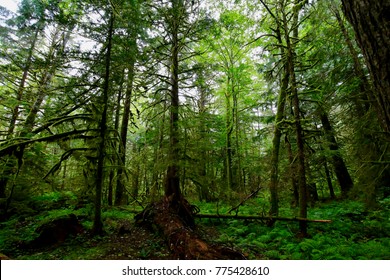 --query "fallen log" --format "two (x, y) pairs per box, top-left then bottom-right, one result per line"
(135, 196), (245, 260)
(195, 213), (332, 223)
